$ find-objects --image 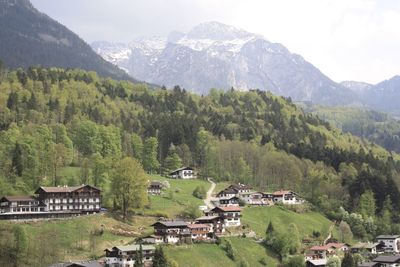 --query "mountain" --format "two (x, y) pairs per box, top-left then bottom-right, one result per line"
(340, 80), (373, 93)
(0, 0), (132, 80)
(92, 21), (356, 105)
(363, 76), (400, 115)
